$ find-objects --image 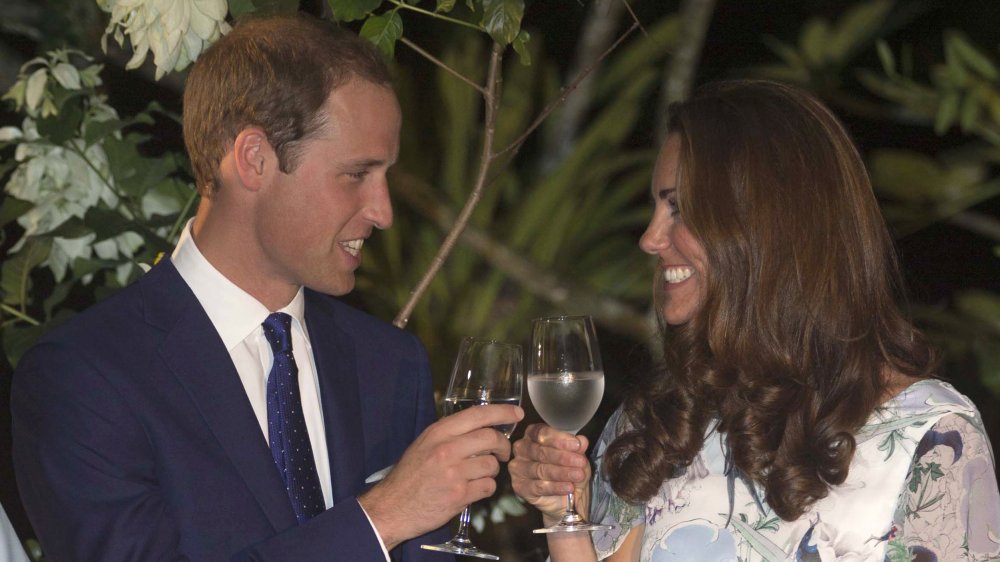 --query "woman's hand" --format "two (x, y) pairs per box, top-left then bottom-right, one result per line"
(509, 423), (593, 526)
